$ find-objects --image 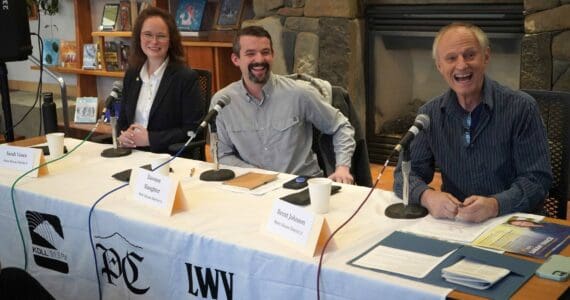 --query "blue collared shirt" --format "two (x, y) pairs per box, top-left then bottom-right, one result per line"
(394, 76), (552, 215)
(211, 73), (355, 176)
